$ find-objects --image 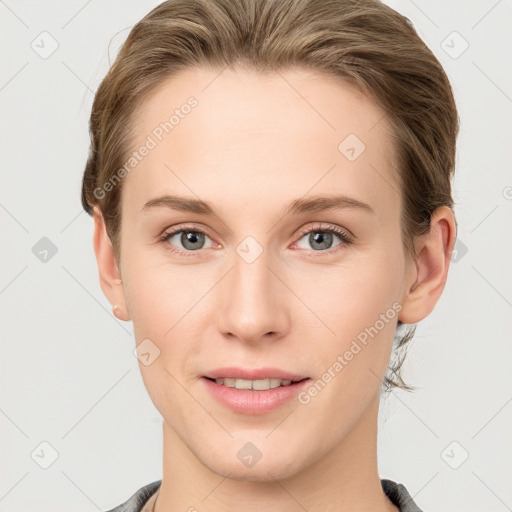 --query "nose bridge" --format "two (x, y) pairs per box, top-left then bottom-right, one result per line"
(216, 238), (288, 340)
